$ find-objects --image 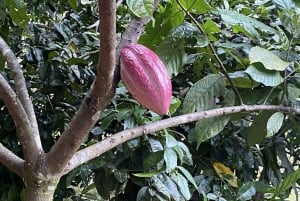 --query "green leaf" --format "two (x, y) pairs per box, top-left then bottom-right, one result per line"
(169, 22), (208, 48)
(245, 64), (284, 86)
(152, 175), (172, 199)
(272, 169), (300, 198)
(169, 97), (181, 115)
(148, 138), (163, 152)
(139, 2), (184, 48)
(68, 0), (78, 9)
(214, 9), (277, 38)
(237, 182), (257, 200)
(249, 46), (289, 71)
(181, 74), (226, 114)
(177, 142), (193, 165)
(179, 0), (211, 14)
(133, 169), (163, 178)
(175, 173), (191, 200)
(165, 132), (178, 148)
(202, 18), (222, 41)
(246, 111), (274, 146)
(143, 151), (164, 170)
(177, 166), (198, 190)
(228, 71), (254, 89)
(126, 0), (154, 18)
(137, 187), (152, 201)
(156, 38), (187, 76)
(5, 0), (30, 29)
(196, 115), (231, 146)
(266, 112), (284, 137)
(164, 148), (177, 173)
